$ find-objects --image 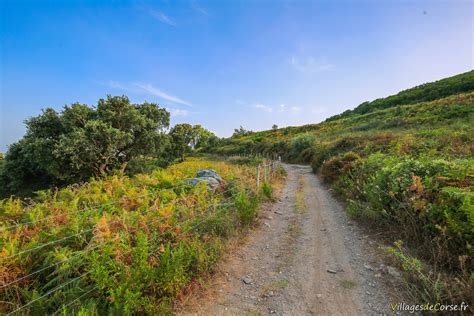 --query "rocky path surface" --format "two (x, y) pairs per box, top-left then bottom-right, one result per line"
(181, 164), (403, 315)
